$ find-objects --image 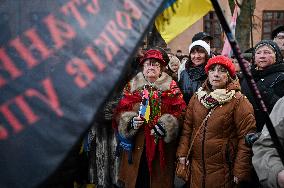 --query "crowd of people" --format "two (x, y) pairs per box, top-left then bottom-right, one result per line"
(48, 25), (284, 188)
(108, 25), (284, 188)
